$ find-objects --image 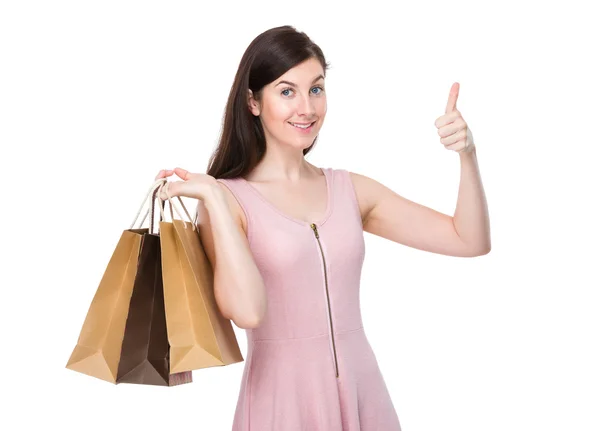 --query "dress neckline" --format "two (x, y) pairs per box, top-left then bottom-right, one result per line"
(239, 167), (333, 227)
